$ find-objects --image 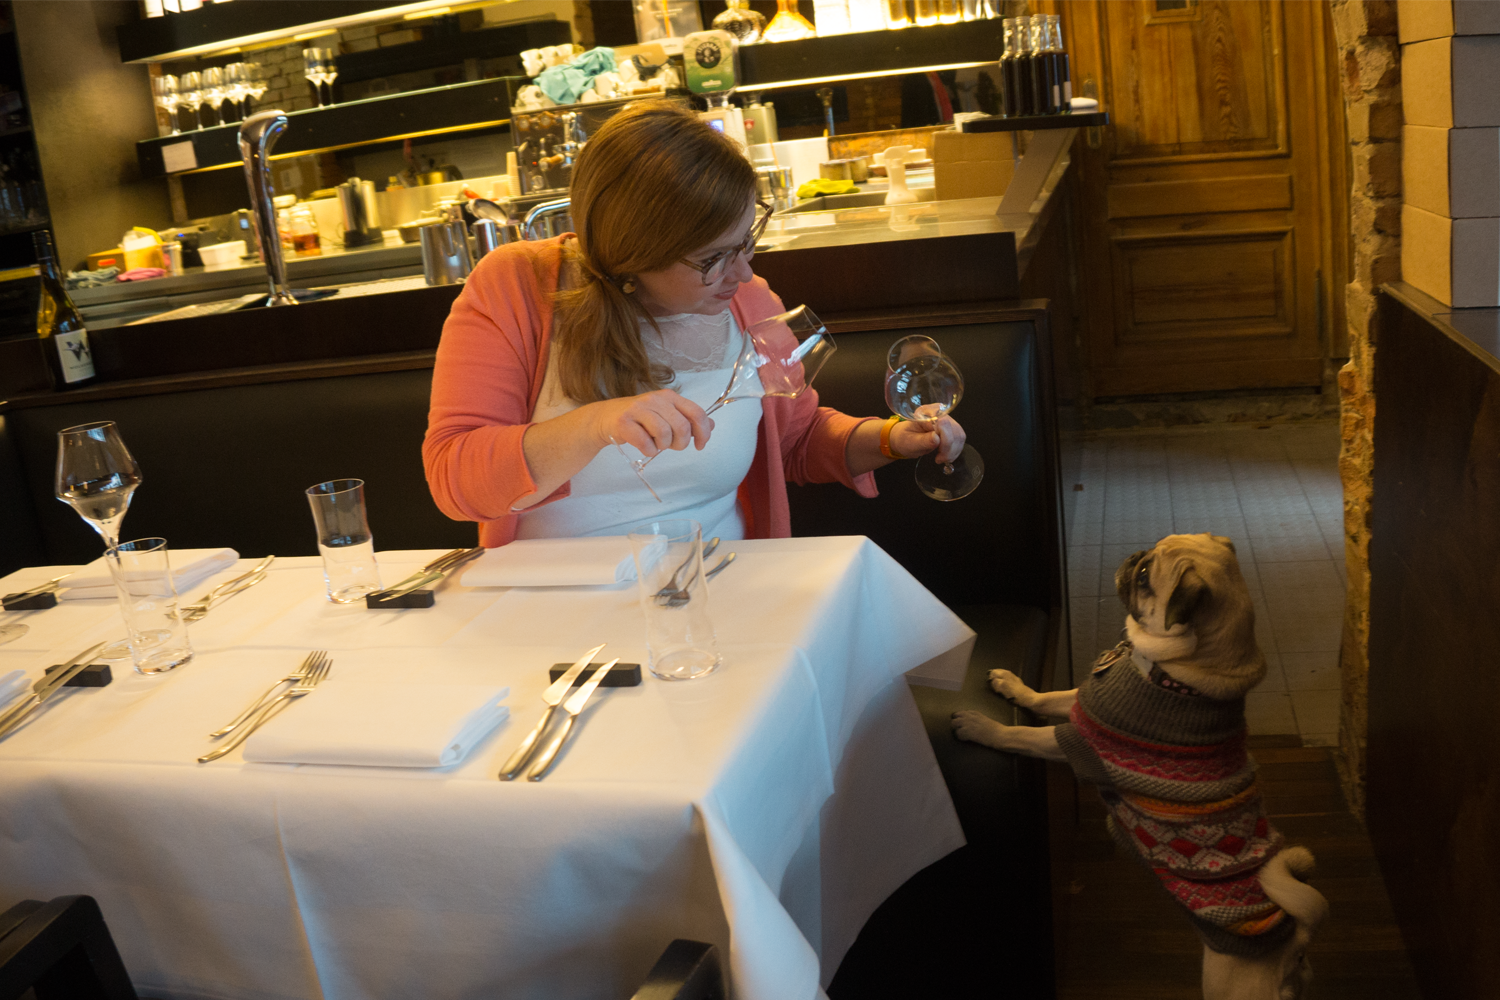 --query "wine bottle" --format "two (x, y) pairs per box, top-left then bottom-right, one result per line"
(1049, 14), (1072, 109)
(1014, 16), (1036, 115)
(34, 231), (96, 389)
(999, 18), (1020, 117)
